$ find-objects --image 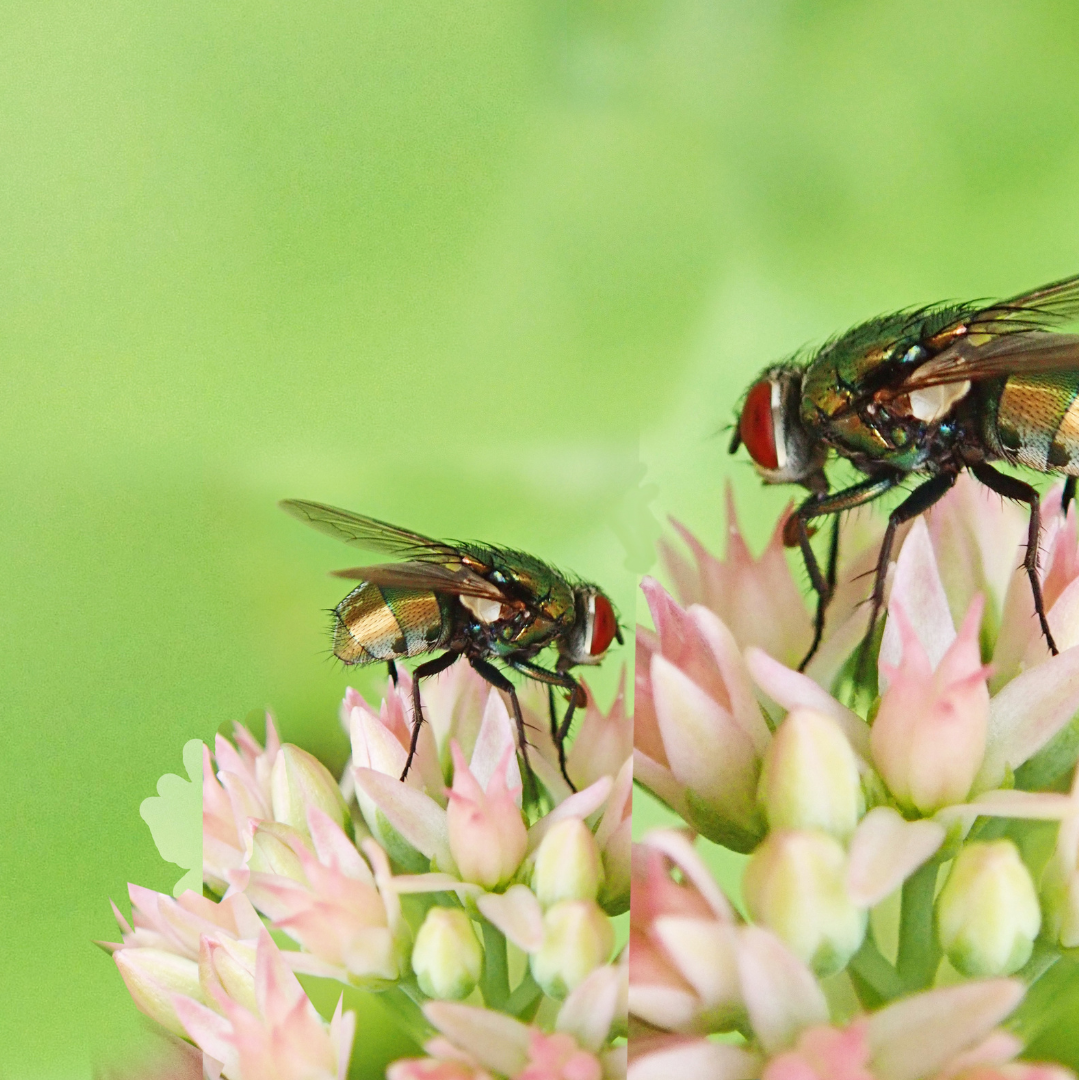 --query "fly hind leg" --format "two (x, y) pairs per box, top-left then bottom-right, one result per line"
(972, 463), (1058, 655)
(401, 650), (461, 781)
(469, 657), (539, 804)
